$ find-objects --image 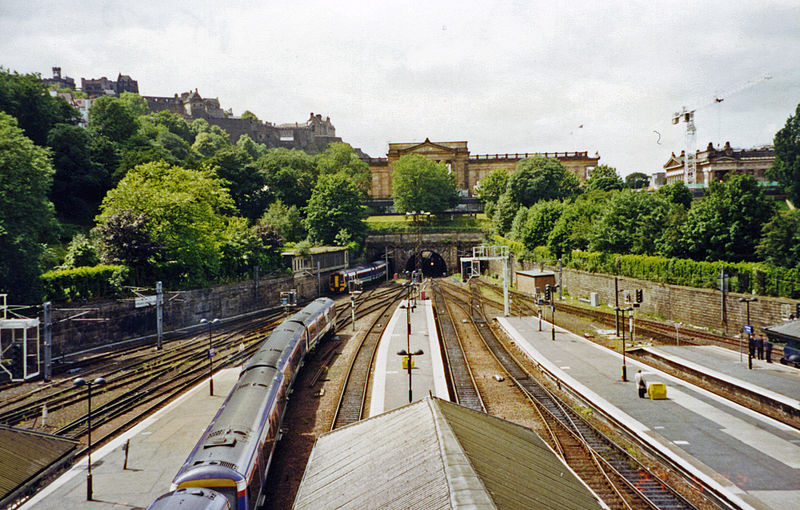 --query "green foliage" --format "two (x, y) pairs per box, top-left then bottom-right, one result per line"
(95, 161), (236, 285)
(0, 67), (80, 145)
(624, 172), (650, 189)
(769, 103), (800, 206)
(546, 192), (607, 258)
(514, 200), (565, 251)
(219, 217), (282, 278)
(61, 234), (100, 268)
(192, 130), (230, 158)
(474, 167), (510, 217)
(507, 156), (578, 206)
(585, 164), (623, 192)
(241, 110), (259, 121)
(140, 110), (194, 144)
(305, 172), (367, 246)
(315, 142), (371, 196)
(656, 182), (693, 209)
(757, 209), (800, 269)
(391, 154), (460, 215)
(491, 191), (518, 236)
(256, 147), (317, 209)
(0, 112), (58, 302)
(365, 214), (489, 234)
(205, 146), (268, 219)
(236, 134), (268, 160)
(88, 95), (139, 143)
(40, 264), (128, 302)
(260, 200), (305, 242)
(588, 190), (674, 255)
(681, 175), (774, 262)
